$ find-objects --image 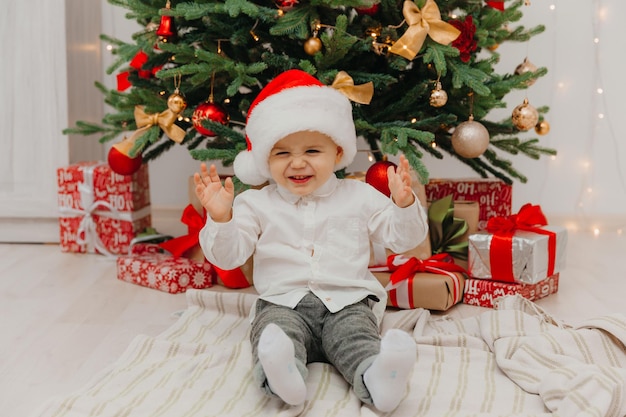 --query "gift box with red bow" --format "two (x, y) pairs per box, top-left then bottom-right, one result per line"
(116, 243), (215, 294)
(372, 253), (467, 311)
(57, 161), (151, 255)
(463, 273), (559, 308)
(468, 204), (567, 284)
